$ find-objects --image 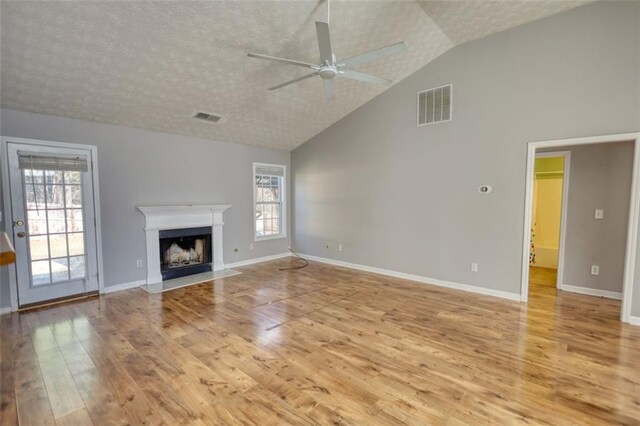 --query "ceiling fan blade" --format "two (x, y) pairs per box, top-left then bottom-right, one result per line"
(340, 42), (407, 67)
(324, 79), (334, 100)
(247, 53), (316, 69)
(315, 21), (333, 64)
(268, 72), (318, 91)
(341, 69), (392, 86)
